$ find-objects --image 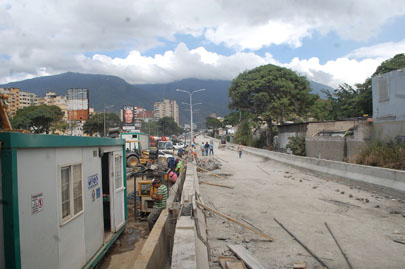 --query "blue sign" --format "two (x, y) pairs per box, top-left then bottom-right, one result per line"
(88, 174), (99, 189)
(96, 188), (101, 199)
